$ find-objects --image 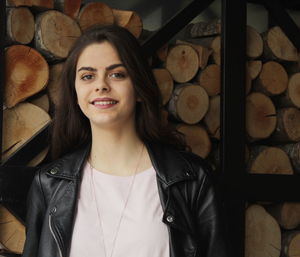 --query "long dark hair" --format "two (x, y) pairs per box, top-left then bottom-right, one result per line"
(50, 25), (186, 160)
